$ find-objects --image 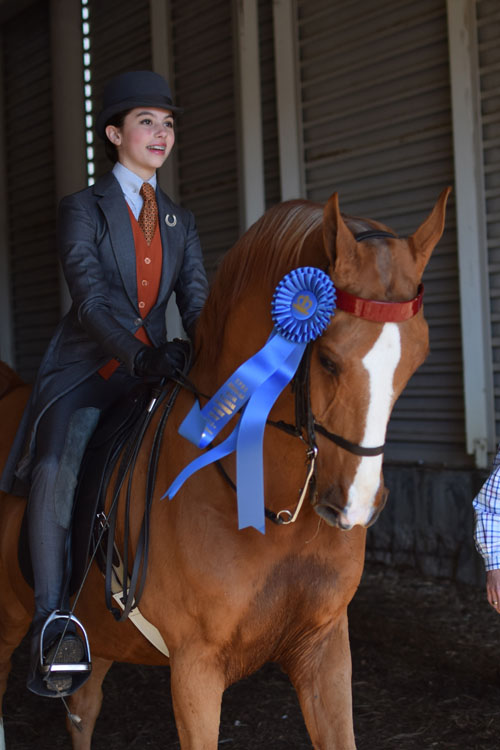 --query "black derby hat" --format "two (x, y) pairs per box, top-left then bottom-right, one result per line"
(96, 70), (183, 140)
